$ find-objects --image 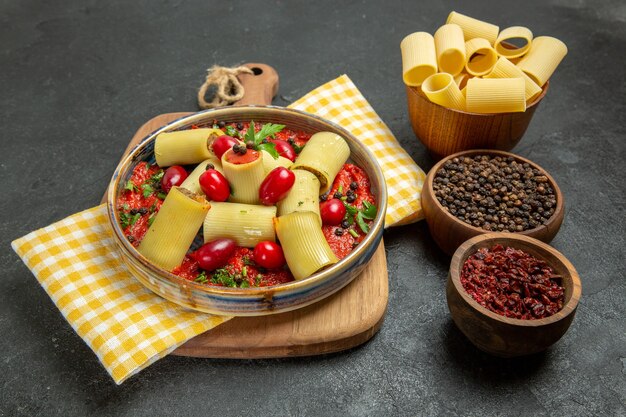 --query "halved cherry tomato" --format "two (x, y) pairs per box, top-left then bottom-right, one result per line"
(320, 198), (346, 226)
(212, 135), (239, 159)
(253, 241), (286, 269)
(259, 167), (295, 205)
(269, 139), (296, 162)
(161, 165), (188, 193)
(192, 238), (237, 271)
(199, 169), (230, 201)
